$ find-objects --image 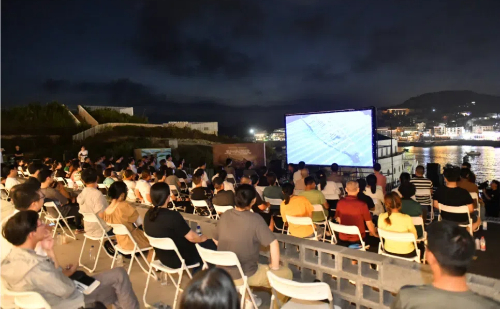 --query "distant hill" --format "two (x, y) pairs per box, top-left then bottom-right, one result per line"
(393, 91), (500, 113)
